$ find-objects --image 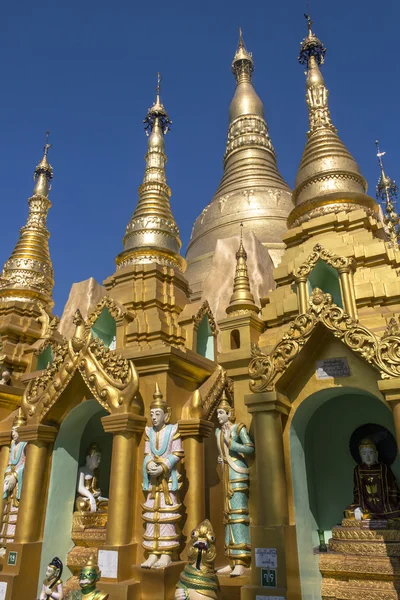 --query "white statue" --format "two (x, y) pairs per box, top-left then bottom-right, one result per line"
(0, 368), (11, 386)
(39, 557), (63, 600)
(0, 409), (27, 544)
(76, 443), (108, 513)
(141, 384), (184, 569)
